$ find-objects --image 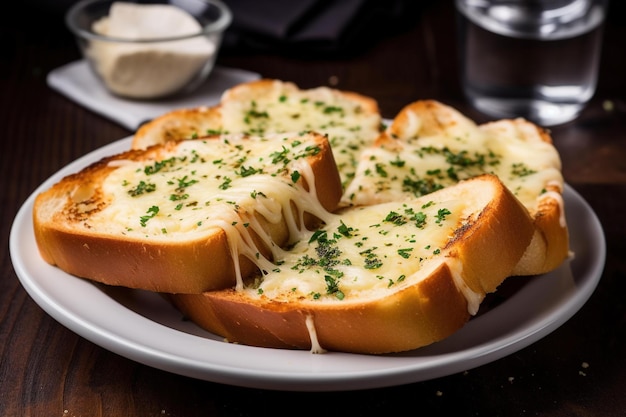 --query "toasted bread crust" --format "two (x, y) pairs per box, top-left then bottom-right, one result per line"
(219, 79), (379, 115)
(171, 175), (535, 354)
(172, 262), (470, 353)
(477, 118), (569, 275)
(512, 190), (570, 275)
(131, 79), (380, 150)
(387, 99), (479, 140)
(33, 133), (342, 294)
(133, 106), (222, 150)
